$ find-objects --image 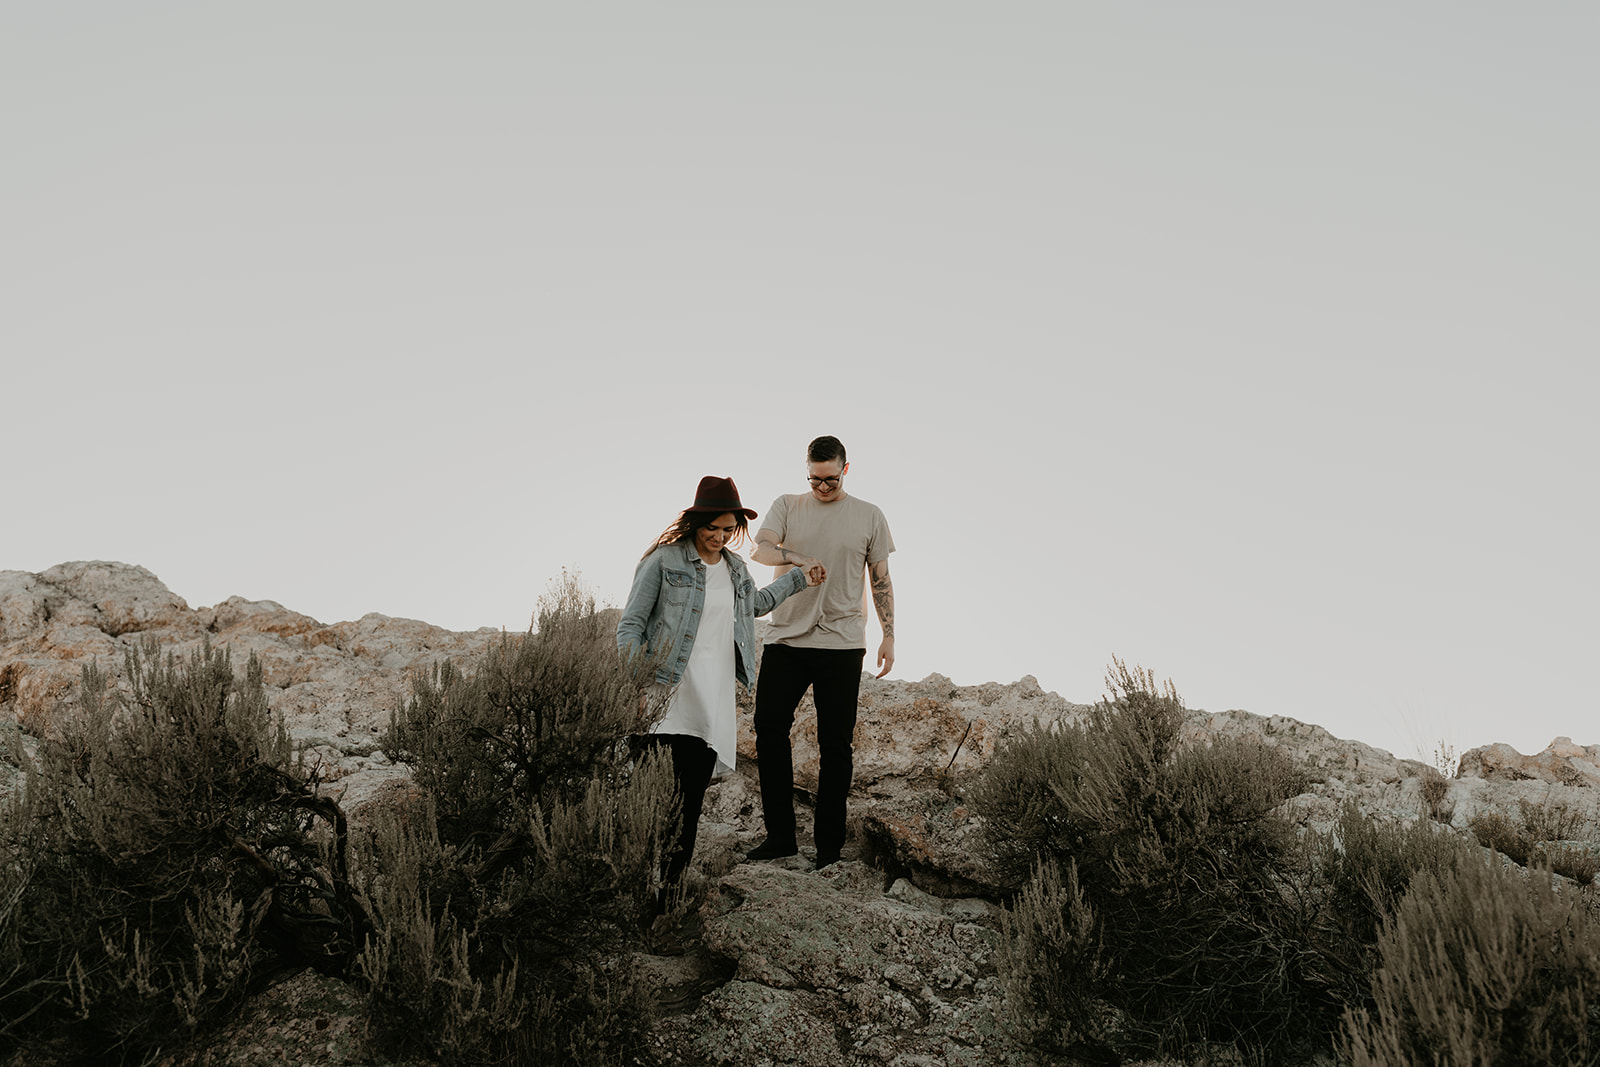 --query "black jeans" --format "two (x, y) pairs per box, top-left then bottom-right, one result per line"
(635, 733), (717, 889)
(753, 644), (865, 859)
